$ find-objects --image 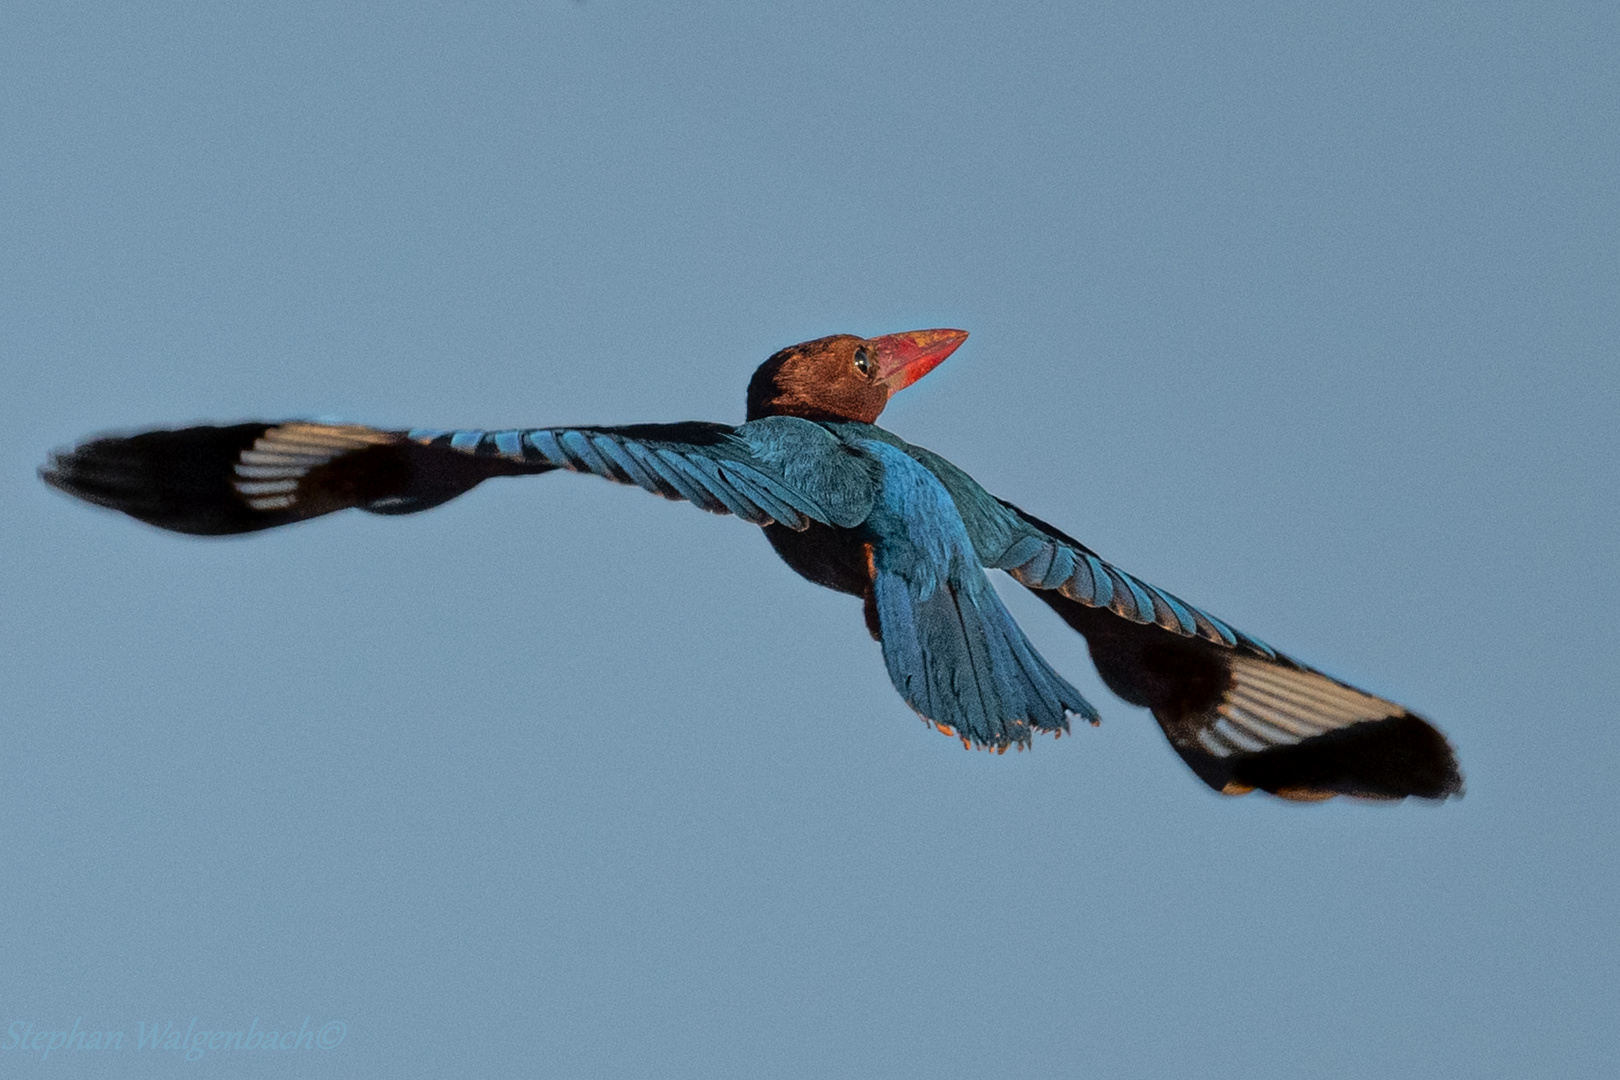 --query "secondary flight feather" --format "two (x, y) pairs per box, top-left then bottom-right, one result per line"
(42, 329), (1463, 801)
